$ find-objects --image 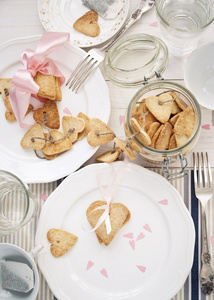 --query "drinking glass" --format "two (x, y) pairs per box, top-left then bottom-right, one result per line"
(155, 0), (214, 56)
(0, 170), (38, 236)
